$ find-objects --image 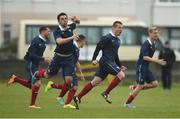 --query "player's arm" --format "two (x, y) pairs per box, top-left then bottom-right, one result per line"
(75, 61), (85, 80)
(115, 54), (122, 67)
(143, 56), (166, 65)
(92, 36), (107, 65)
(53, 30), (79, 45)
